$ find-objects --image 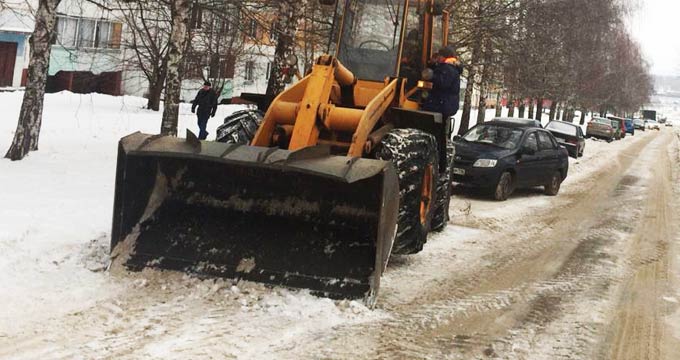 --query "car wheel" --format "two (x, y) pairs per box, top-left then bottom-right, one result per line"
(493, 172), (514, 201)
(607, 137), (613, 143)
(544, 171), (562, 196)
